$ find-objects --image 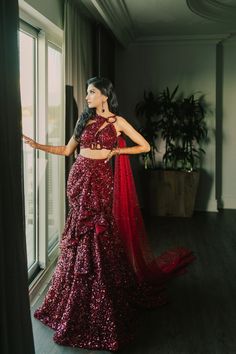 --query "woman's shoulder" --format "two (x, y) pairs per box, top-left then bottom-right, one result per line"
(115, 115), (127, 125)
